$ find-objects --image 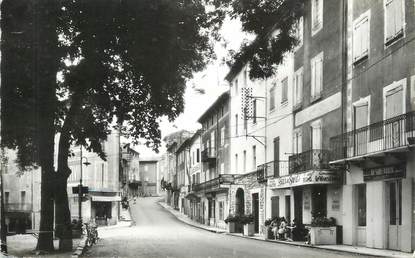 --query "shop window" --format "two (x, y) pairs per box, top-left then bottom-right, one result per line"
(357, 184), (366, 226)
(384, 0), (405, 45)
